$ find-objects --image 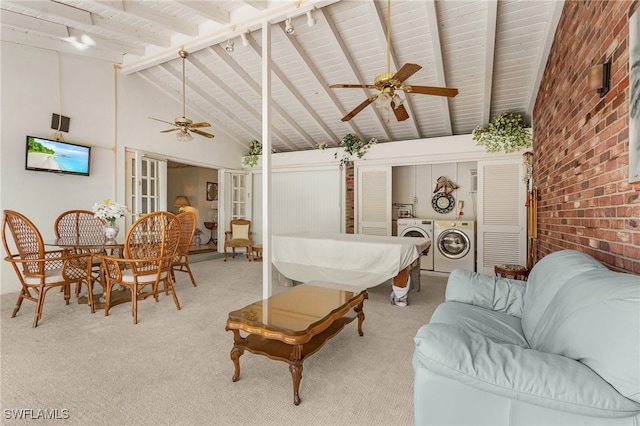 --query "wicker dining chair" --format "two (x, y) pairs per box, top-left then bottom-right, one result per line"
(97, 211), (181, 324)
(223, 219), (252, 261)
(2, 210), (92, 327)
(171, 211), (197, 286)
(54, 209), (106, 298)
